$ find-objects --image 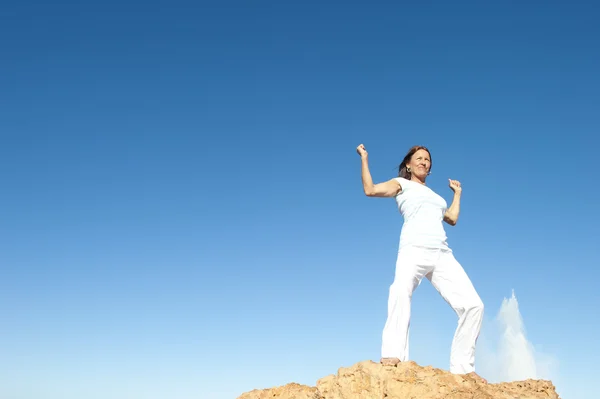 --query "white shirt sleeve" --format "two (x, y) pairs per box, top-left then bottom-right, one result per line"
(393, 177), (408, 195)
